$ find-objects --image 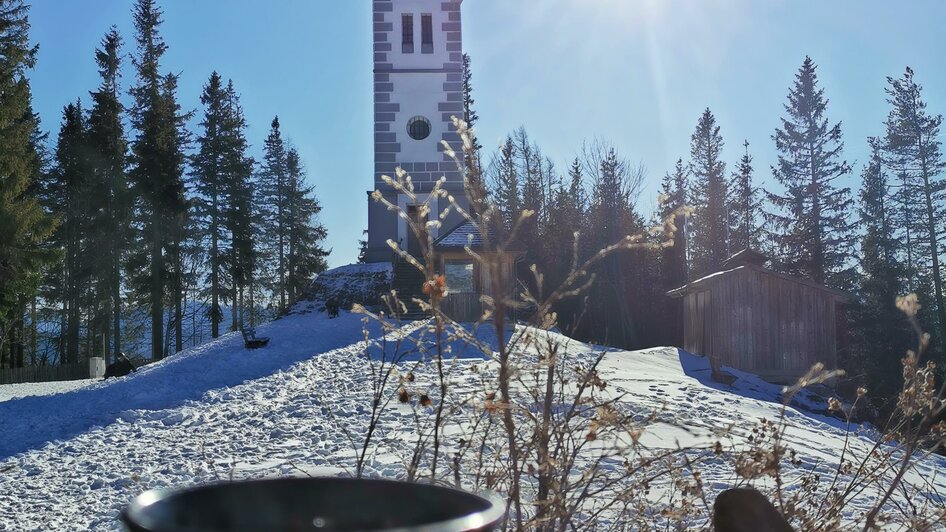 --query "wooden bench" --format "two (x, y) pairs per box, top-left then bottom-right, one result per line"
(241, 327), (270, 349)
